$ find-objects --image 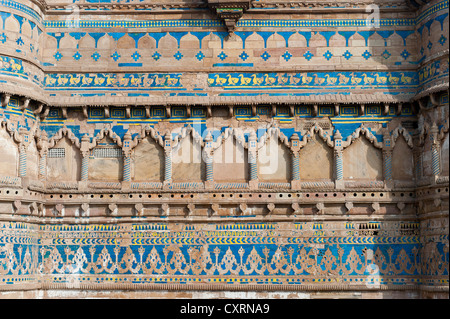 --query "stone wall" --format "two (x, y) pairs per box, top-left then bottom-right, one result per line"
(0, 0), (448, 298)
